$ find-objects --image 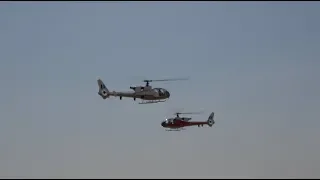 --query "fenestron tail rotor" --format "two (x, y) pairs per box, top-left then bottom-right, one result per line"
(143, 78), (189, 86)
